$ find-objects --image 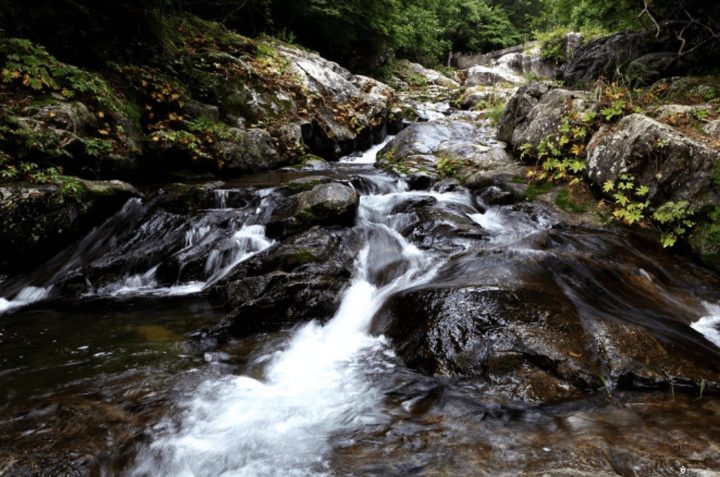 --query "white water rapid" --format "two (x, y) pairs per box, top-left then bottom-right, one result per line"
(130, 187), (437, 477)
